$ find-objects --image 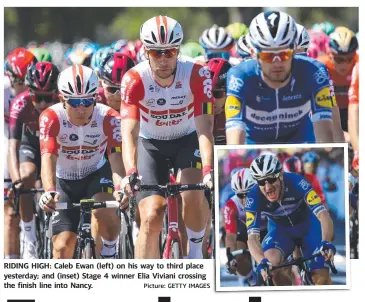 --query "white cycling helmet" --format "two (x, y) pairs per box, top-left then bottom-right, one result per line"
(231, 168), (256, 194)
(250, 154), (282, 180)
(199, 25), (234, 50)
(249, 11), (297, 51)
(140, 15), (183, 49)
(236, 35), (252, 57)
(57, 65), (98, 98)
(296, 23), (310, 51)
